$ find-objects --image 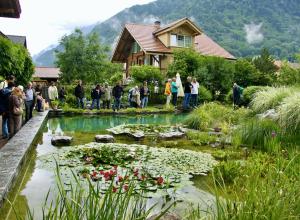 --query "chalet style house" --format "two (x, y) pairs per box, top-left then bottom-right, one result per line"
(112, 17), (235, 77)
